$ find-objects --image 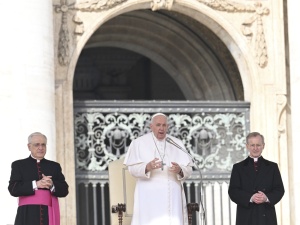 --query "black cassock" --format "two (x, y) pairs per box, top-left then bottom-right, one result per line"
(228, 156), (284, 225)
(8, 156), (69, 225)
